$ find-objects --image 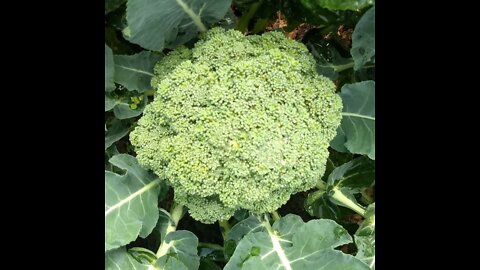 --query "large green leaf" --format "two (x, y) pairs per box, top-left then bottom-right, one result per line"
(305, 153), (368, 221)
(351, 6), (375, 70)
(321, 157), (374, 216)
(113, 97), (146, 119)
(322, 149), (354, 183)
(105, 0), (127, 15)
(105, 119), (129, 150)
(307, 41), (354, 80)
(105, 144), (120, 171)
(128, 247), (158, 265)
(156, 209), (173, 244)
(105, 95), (116, 111)
(355, 203), (375, 269)
(154, 231), (200, 270)
(327, 156), (375, 192)
(300, 0), (373, 11)
(114, 51), (162, 92)
(147, 206), (199, 270)
(105, 44), (115, 92)
(125, 0), (232, 51)
(105, 91), (148, 119)
(233, 209), (250, 221)
(227, 216), (264, 243)
(224, 215), (263, 259)
(105, 154), (162, 252)
(224, 214), (369, 270)
(105, 247), (149, 270)
(305, 190), (346, 220)
(155, 256), (188, 270)
(331, 81), (375, 159)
